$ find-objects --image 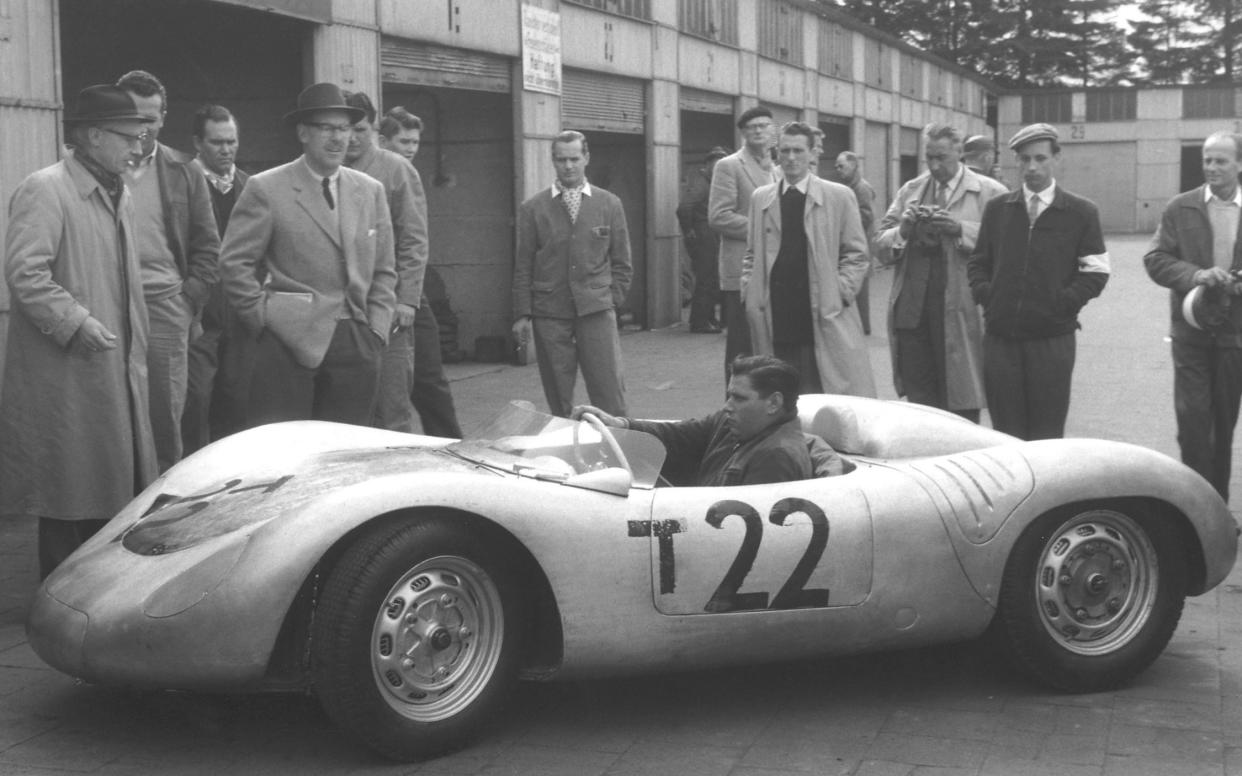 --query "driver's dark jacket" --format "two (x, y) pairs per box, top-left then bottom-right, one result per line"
(629, 412), (812, 486)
